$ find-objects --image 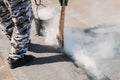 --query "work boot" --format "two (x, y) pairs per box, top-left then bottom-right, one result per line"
(7, 55), (35, 69)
